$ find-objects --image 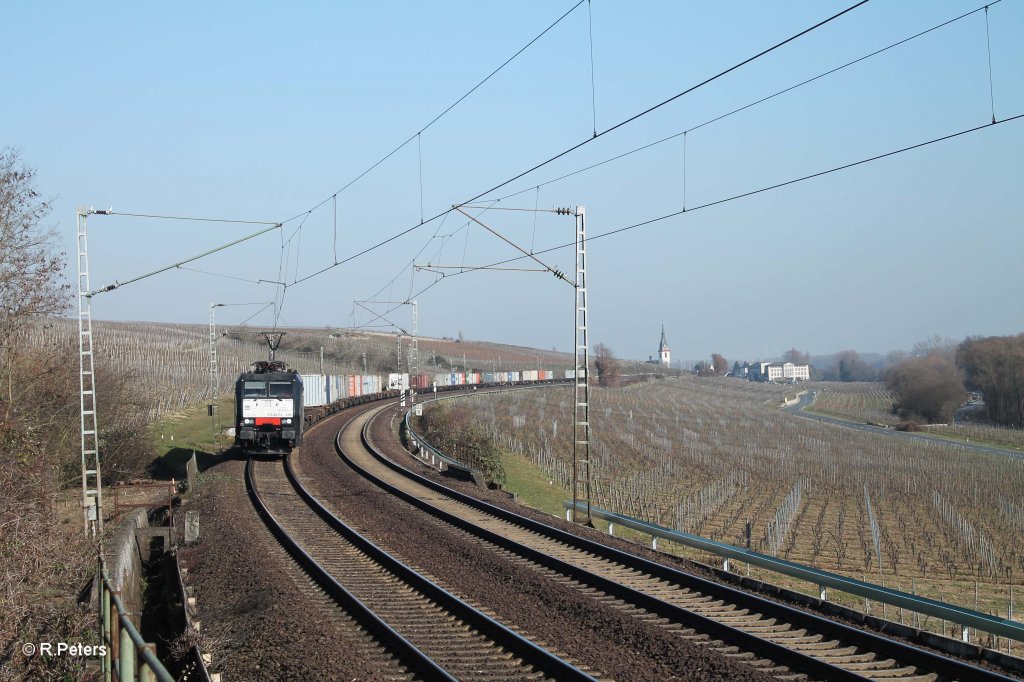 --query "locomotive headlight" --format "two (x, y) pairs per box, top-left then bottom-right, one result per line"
(243, 418), (254, 425)
(282, 418), (292, 425)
